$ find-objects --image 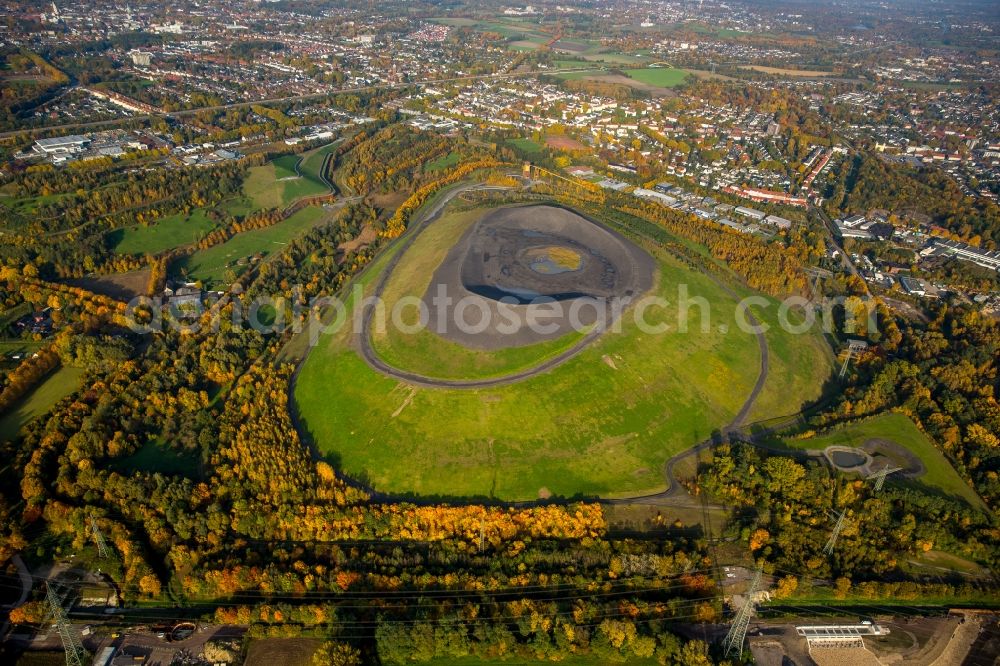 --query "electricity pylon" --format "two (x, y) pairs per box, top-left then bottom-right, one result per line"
(90, 516), (110, 559)
(867, 466), (902, 492)
(824, 510), (847, 555)
(722, 566), (763, 658)
(46, 582), (86, 666)
(839, 348), (853, 379)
